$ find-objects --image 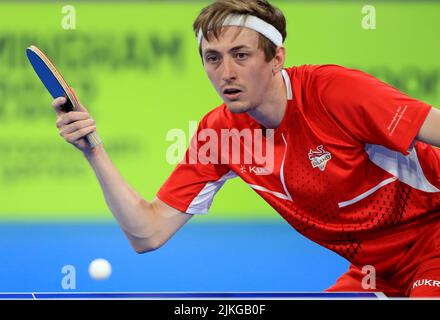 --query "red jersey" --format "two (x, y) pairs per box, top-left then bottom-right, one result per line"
(157, 64), (440, 274)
